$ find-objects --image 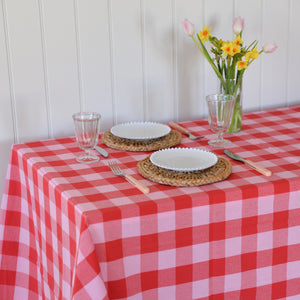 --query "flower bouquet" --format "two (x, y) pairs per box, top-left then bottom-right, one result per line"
(182, 17), (277, 132)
